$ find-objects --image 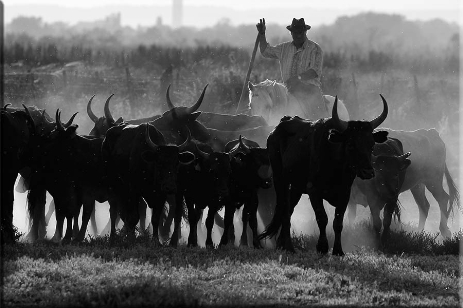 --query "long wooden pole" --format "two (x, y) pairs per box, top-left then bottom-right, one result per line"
(235, 34), (260, 114)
